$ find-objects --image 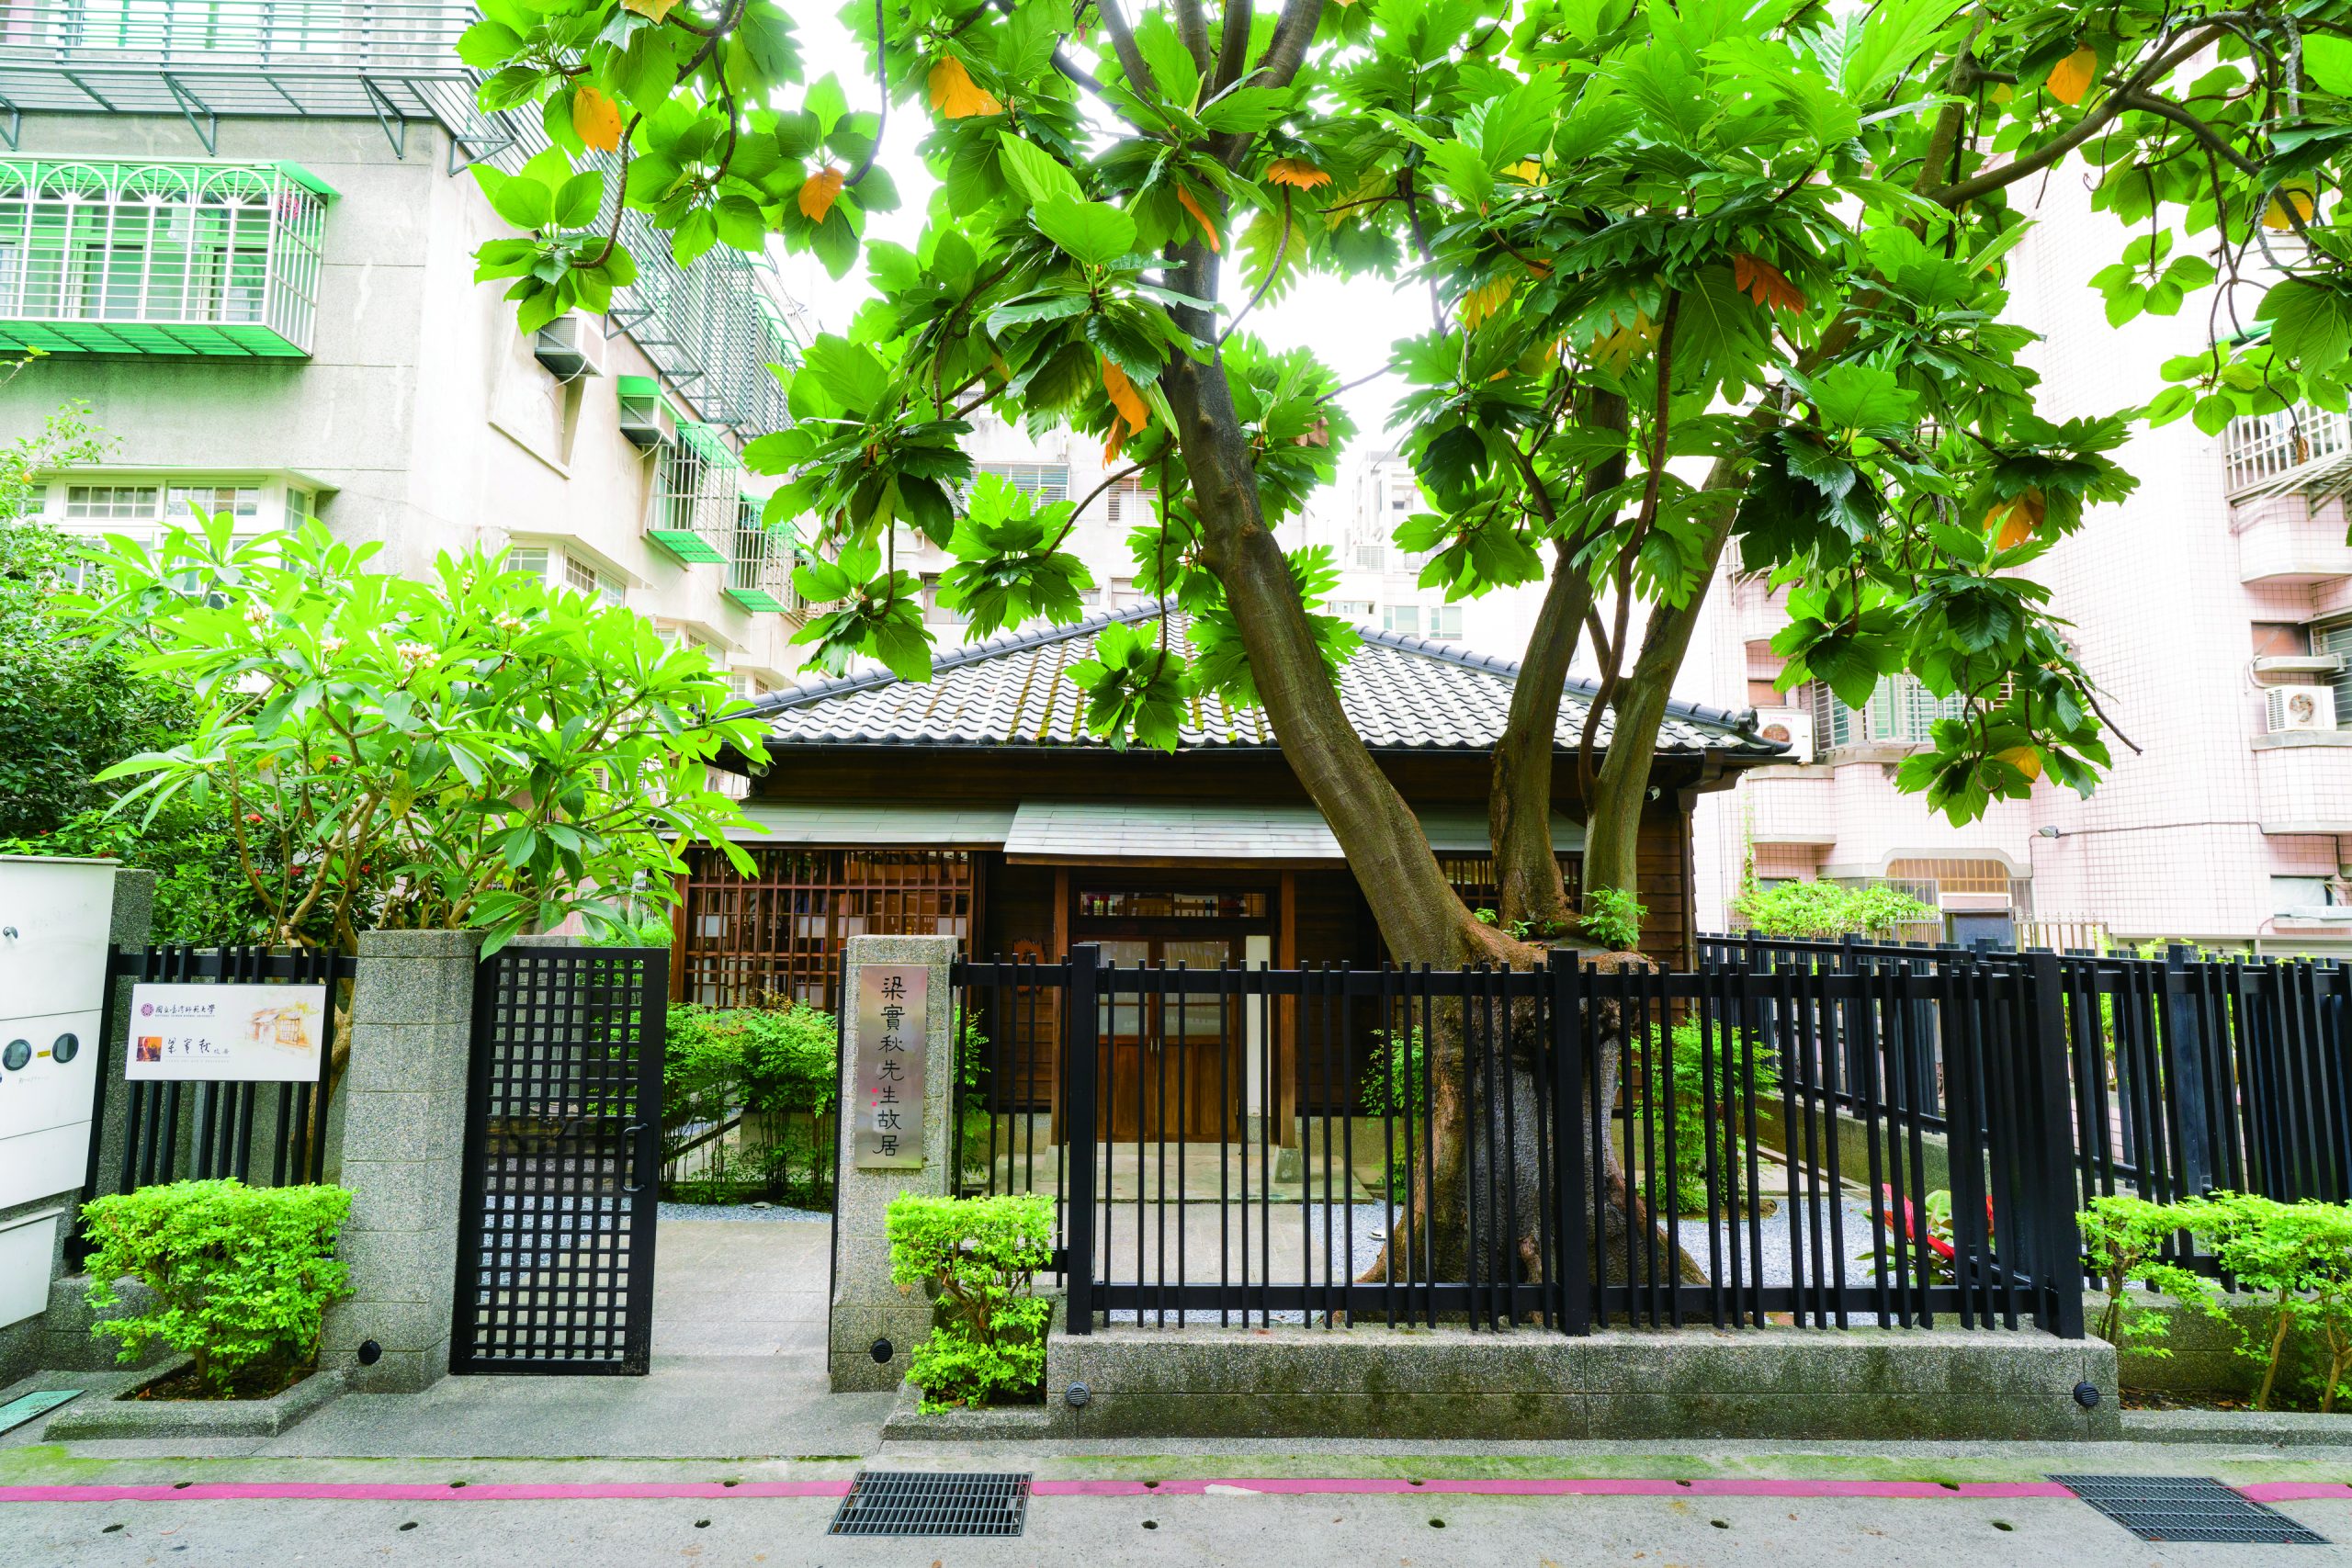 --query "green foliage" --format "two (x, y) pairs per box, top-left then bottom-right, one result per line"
(2077, 1194), (2223, 1354)
(449, 0), (2341, 937)
(2, 801), (266, 947)
(1360, 1025), (1428, 1120)
(662, 999), (840, 1156)
(80, 1180), (352, 1393)
(1731, 877), (1941, 941)
(0, 401), (188, 841)
(1637, 1019), (1776, 1215)
(72, 520), (763, 952)
(886, 1192), (1054, 1412)
(2199, 1192), (2352, 1412)
(1580, 886), (1646, 952)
